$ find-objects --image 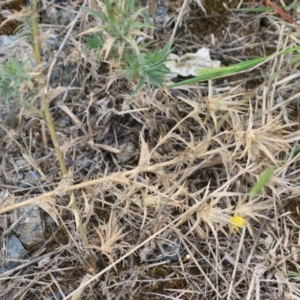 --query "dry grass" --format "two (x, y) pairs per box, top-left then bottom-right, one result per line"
(1, 0), (300, 299)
